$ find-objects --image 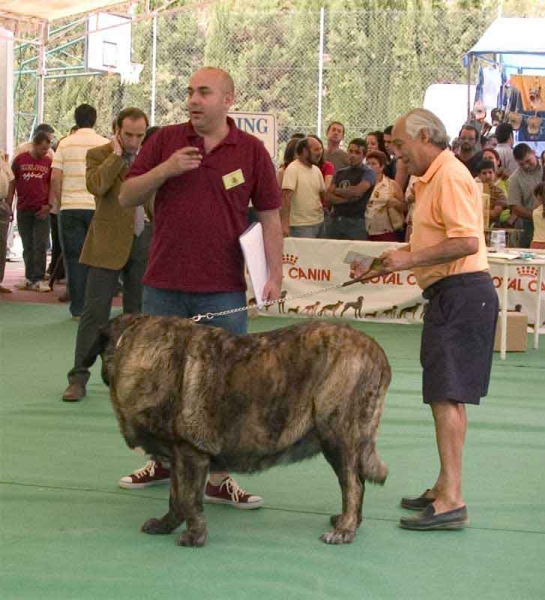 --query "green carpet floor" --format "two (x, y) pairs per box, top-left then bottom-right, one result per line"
(1, 302), (544, 599)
